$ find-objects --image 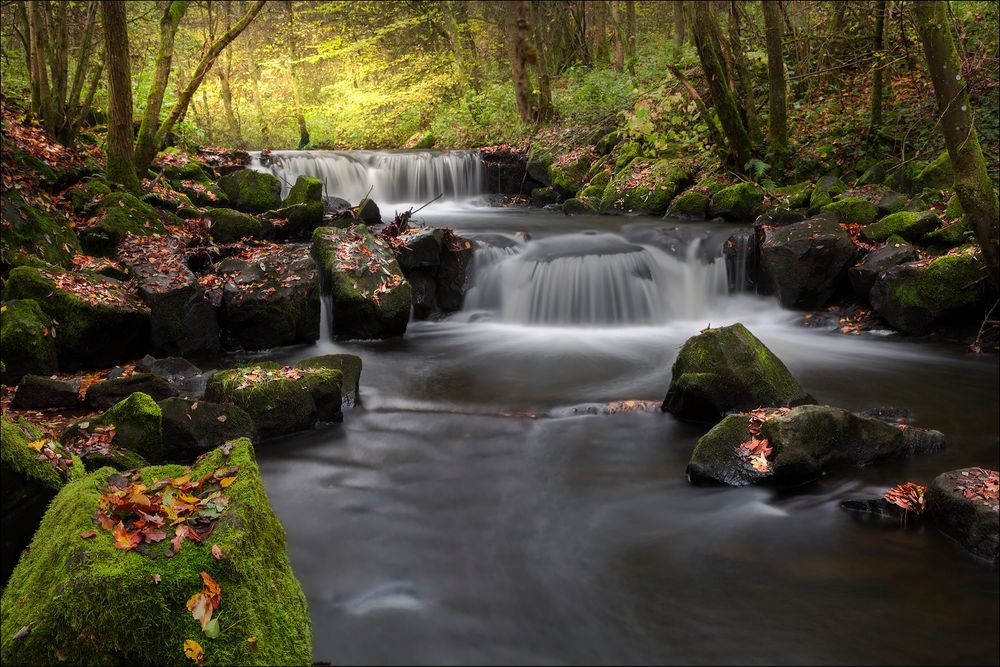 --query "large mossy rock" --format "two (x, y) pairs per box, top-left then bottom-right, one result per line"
(1, 416), (84, 586)
(164, 159), (228, 208)
(271, 175), (325, 239)
(915, 151), (953, 191)
(80, 193), (166, 258)
(773, 181), (814, 210)
(862, 210), (942, 244)
(548, 149), (595, 197)
(63, 392), (163, 469)
(808, 175), (849, 211)
(687, 405), (945, 487)
(662, 323), (811, 423)
(926, 468), (999, 562)
(0, 439), (312, 666)
(12, 375), (80, 410)
(312, 224), (412, 339)
(665, 187), (710, 220)
(68, 178), (112, 214)
(218, 168), (282, 213)
(0, 299), (58, 385)
(206, 208), (264, 244)
(0, 189), (81, 270)
(820, 197), (879, 224)
(600, 159), (690, 215)
(848, 242), (918, 299)
(296, 354), (363, 408)
(707, 182), (765, 220)
(2, 266), (150, 371)
(758, 214), (858, 308)
(869, 248), (987, 334)
(158, 397), (256, 461)
(205, 363), (342, 439)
